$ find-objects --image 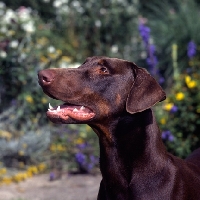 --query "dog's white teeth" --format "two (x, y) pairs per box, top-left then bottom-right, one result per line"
(57, 106), (61, 111)
(48, 109), (54, 112)
(73, 108), (79, 112)
(49, 103), (53, 110)
(80, 106), (85, 110)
